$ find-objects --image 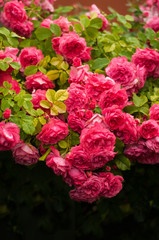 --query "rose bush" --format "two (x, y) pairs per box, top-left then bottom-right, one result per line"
(0, 0), (159, 204)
